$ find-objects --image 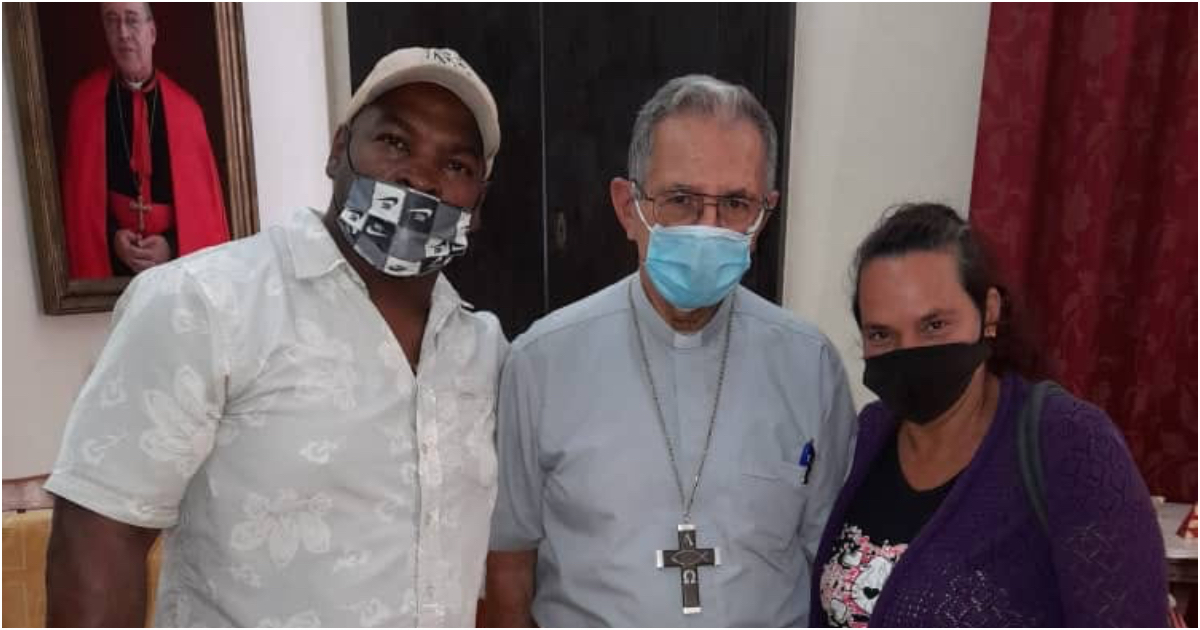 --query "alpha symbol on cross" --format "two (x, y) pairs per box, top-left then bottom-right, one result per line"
(655, 523), (721, 615)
